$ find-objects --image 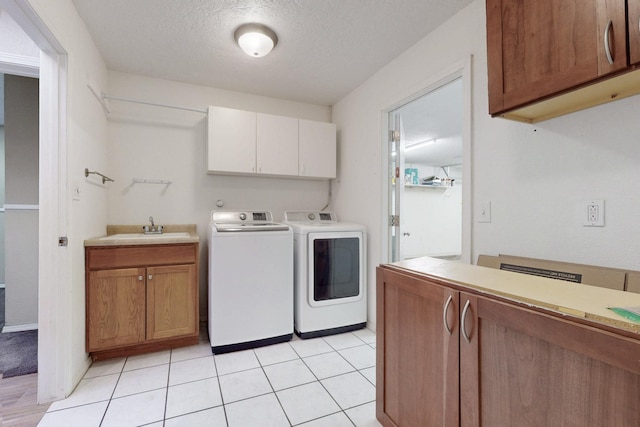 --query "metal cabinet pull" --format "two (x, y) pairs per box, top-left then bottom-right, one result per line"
(148, 274), (153, 280)
(461, 300), (471, 344)
(138, 275), (144, 281)
(604, 20), (614, 65)
(443, 295), (453, 335)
